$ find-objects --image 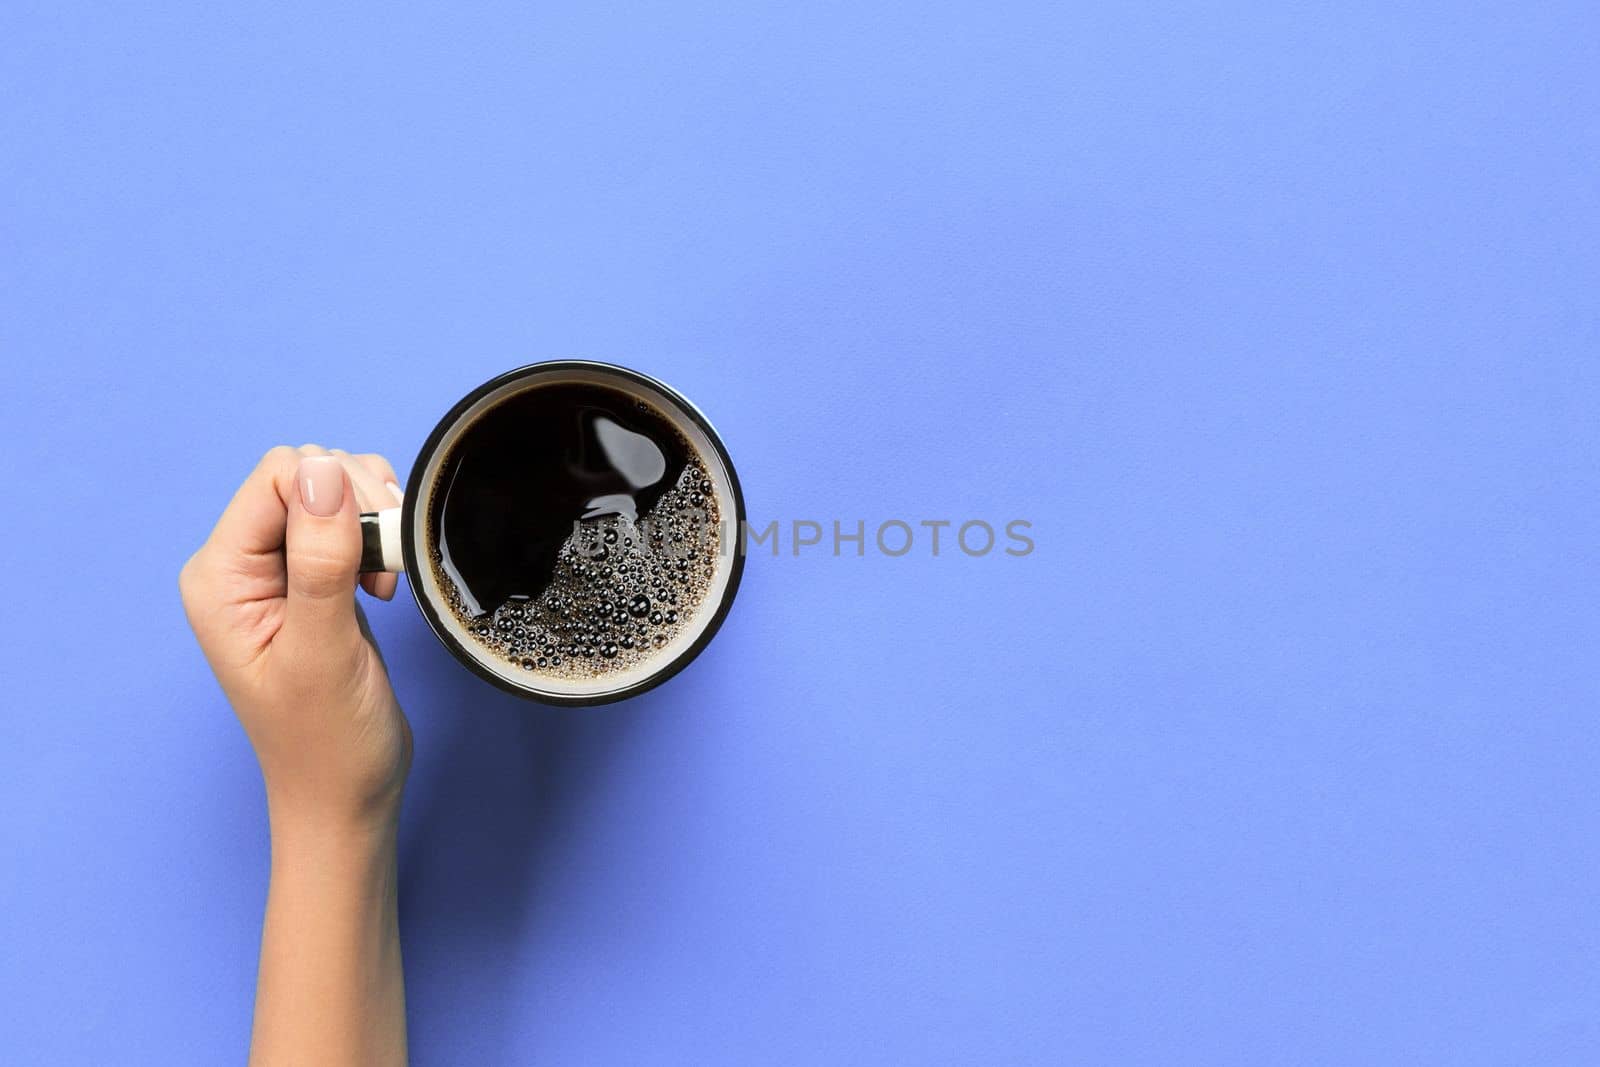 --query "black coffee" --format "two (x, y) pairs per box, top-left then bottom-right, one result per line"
(427, 382), (721, 681)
